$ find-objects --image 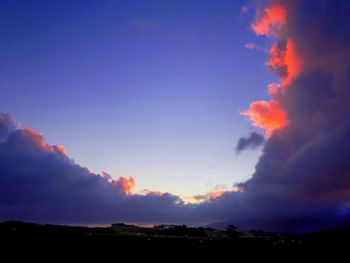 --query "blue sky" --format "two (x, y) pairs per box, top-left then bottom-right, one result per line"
(0, 0), (274, 197)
